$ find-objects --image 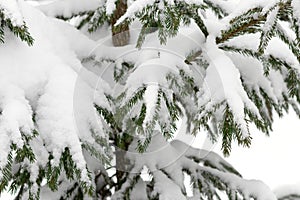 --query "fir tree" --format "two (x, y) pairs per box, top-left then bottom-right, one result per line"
(0, 0), (300, 199)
